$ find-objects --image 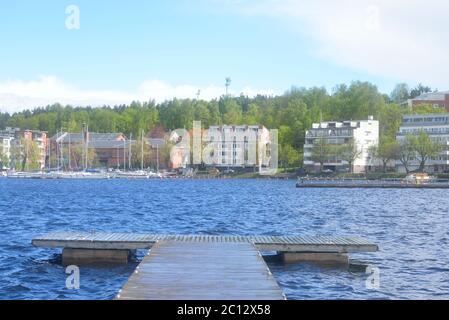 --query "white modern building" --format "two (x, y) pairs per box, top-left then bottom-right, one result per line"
(204, 125), (272, 169)
(396, 113), (449, 173)
(304, 116), (379, 173)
